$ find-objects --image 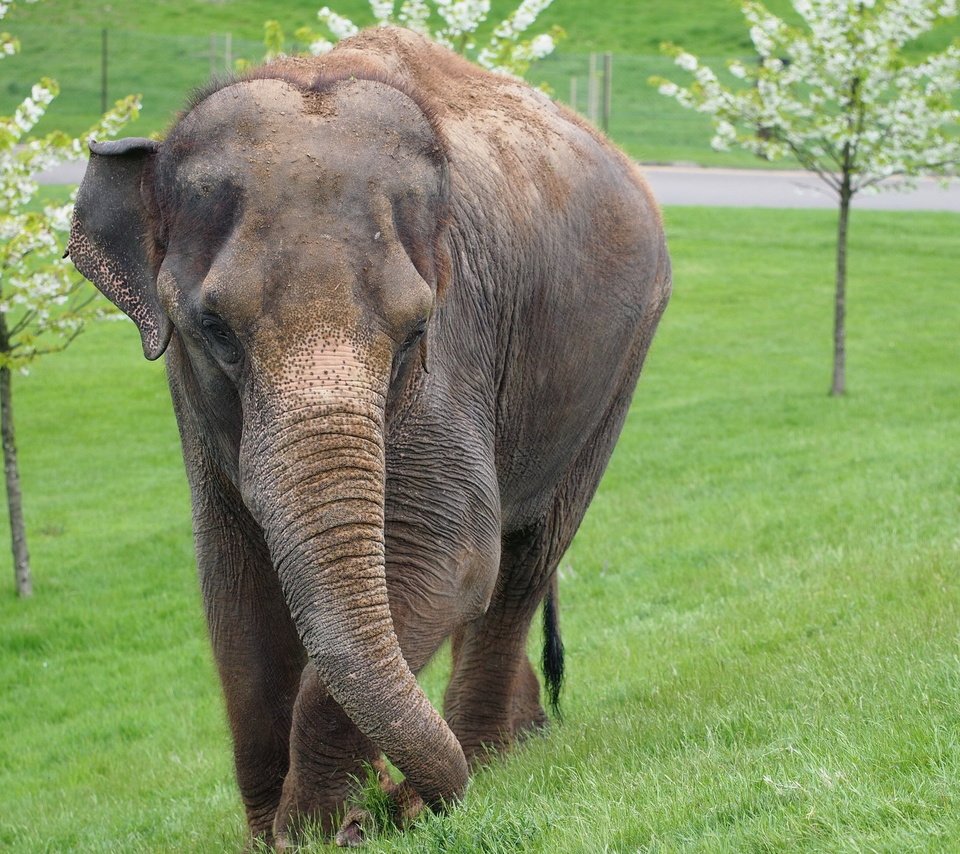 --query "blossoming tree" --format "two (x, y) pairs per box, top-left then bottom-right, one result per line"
(1, 1), (139, 596)
(258, 0), (561, 78)
(654, 0), (960, 395)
